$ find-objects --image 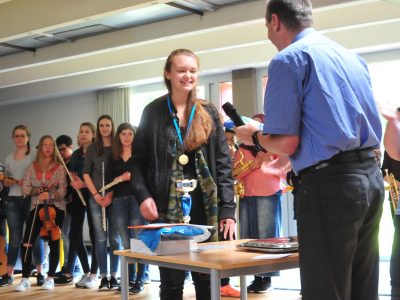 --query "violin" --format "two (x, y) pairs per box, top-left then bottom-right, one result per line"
(38, 187), (61, 241)
(0, 165), (18, 185)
